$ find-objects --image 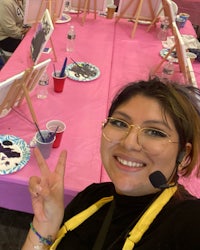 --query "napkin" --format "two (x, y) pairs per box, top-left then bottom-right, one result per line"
(162, 35), (200, 50)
